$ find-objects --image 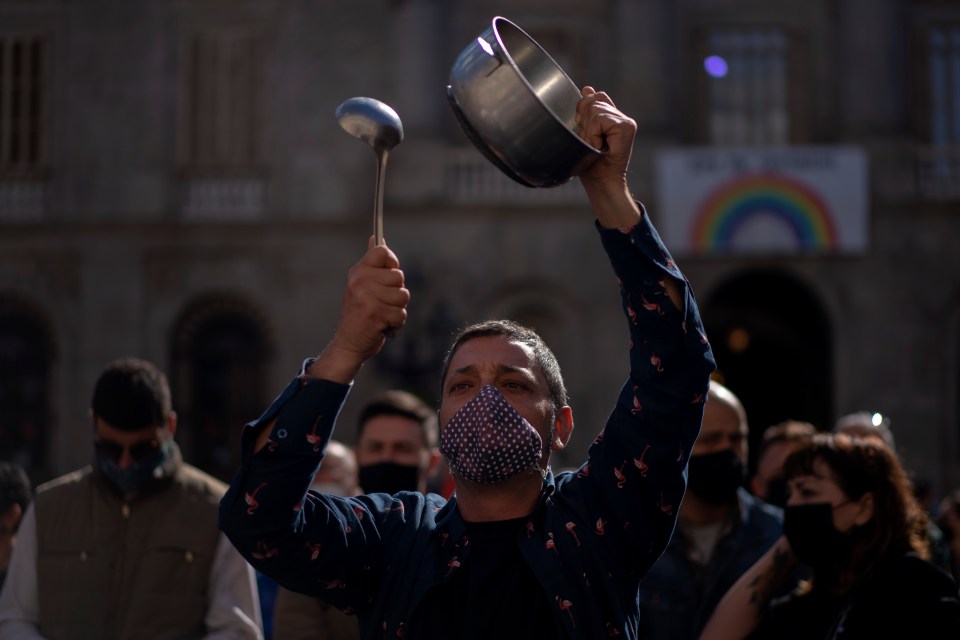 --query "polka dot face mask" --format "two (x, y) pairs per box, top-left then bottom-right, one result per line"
(440, 384), (544, 485)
